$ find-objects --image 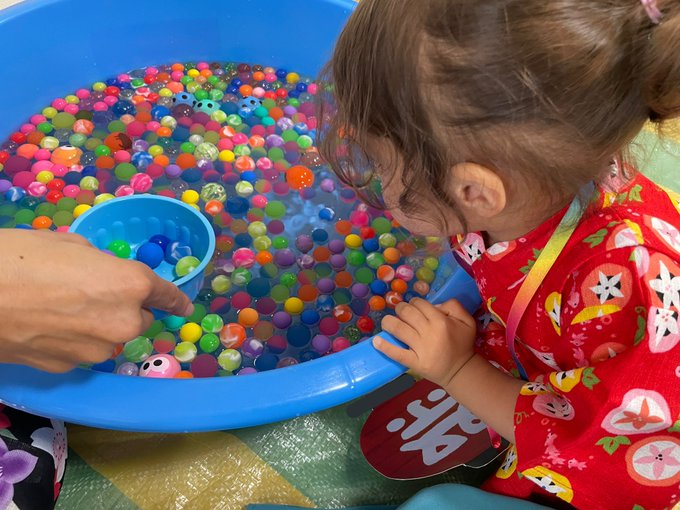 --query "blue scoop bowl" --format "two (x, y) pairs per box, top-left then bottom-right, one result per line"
(69, 195), (216, 314)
